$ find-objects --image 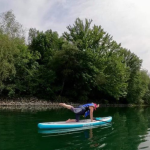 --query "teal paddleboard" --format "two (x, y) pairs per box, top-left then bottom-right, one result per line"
(38, 116), (112, 129)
